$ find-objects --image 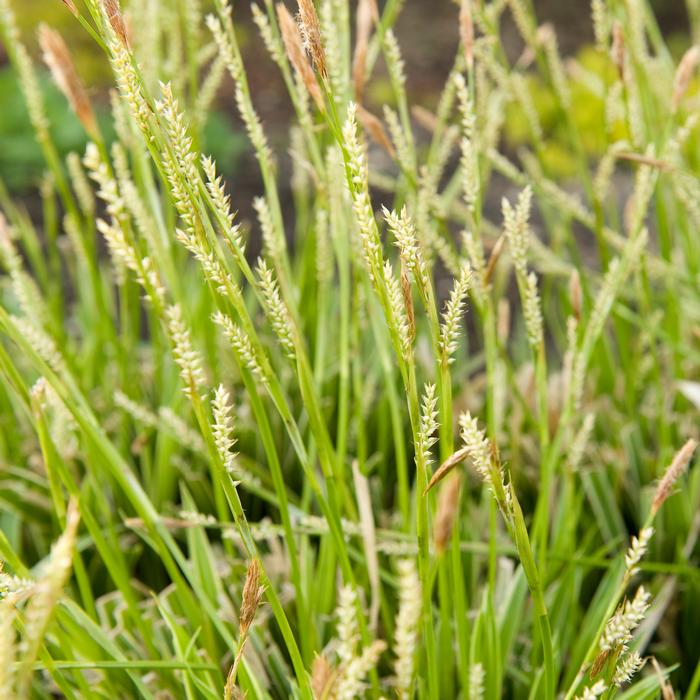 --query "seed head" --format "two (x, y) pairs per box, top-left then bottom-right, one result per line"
(672, 46), (700, 111)
(38, 24), (98, 137)
(101, 0), (129, 46)
(296, 0), (327, 78)
(652, 439), (697, 515)
(433, 473), (461, 553)
(239, 559), (264, 636)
